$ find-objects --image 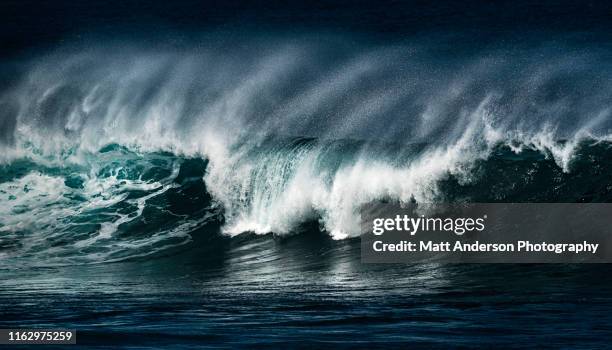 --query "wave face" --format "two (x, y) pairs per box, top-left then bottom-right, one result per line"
(1, 35), (612, 259)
